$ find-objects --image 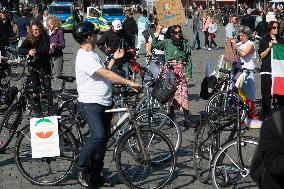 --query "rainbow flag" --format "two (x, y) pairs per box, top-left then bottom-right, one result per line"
(271, 45), (284, 95)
